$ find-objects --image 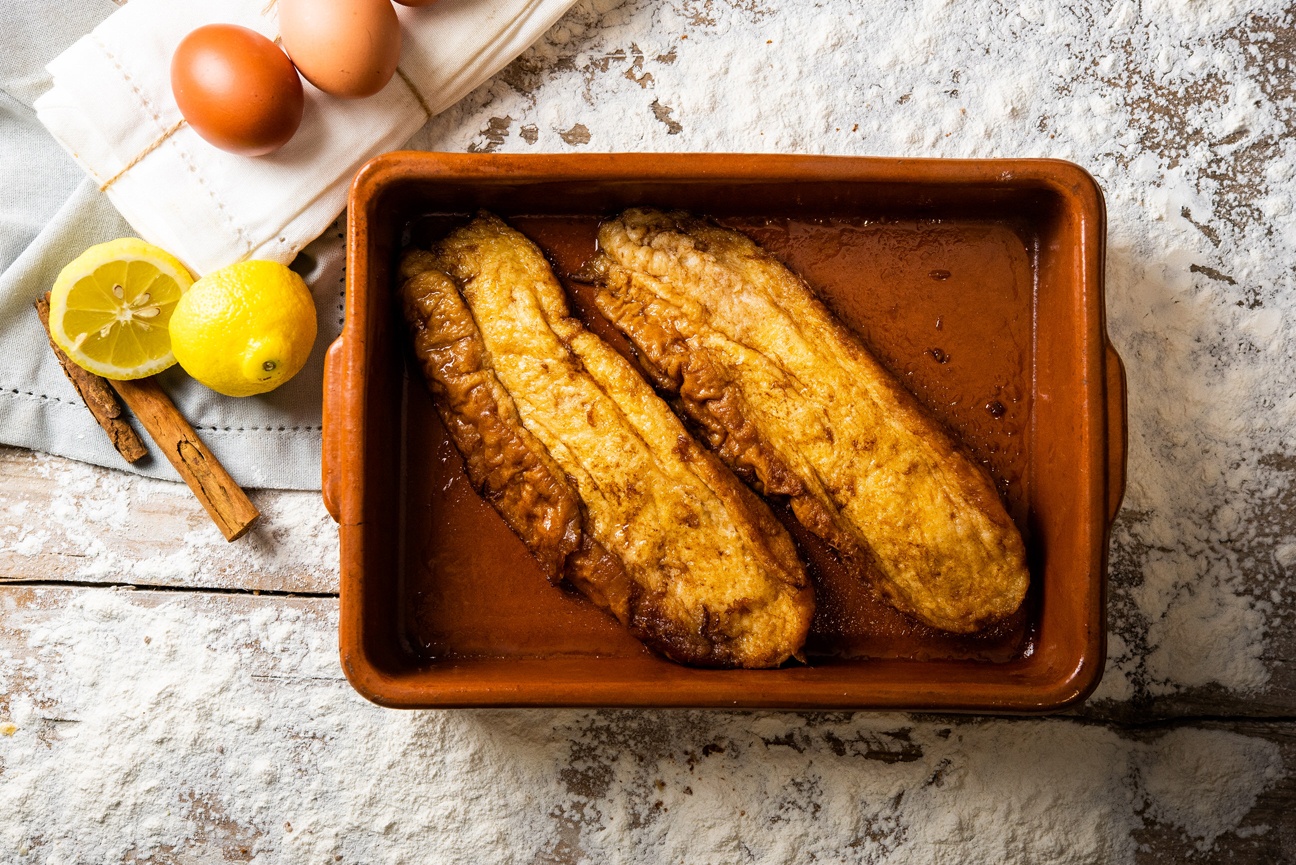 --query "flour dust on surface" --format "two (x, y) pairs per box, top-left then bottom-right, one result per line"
(4, 0), (1296, 860)
(0, 589), (1283, 863)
